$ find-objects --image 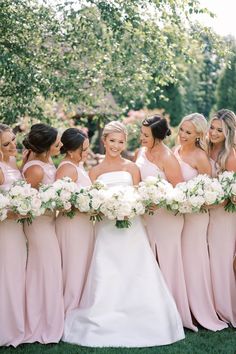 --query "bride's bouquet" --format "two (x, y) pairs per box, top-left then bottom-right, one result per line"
(0, 192), (10, 221)
(100, 186), (145, 228)
(137, 176), (172, 214)
(73, 181), (106, 222)
(218, 171), (236, 212)
(8, 180), (42, 224)
(39, 177), (78, 218)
